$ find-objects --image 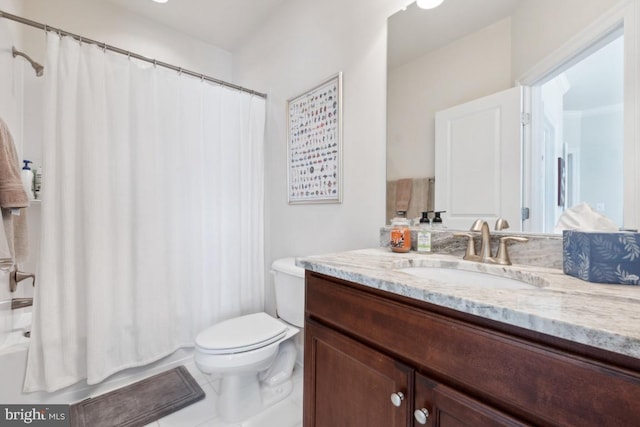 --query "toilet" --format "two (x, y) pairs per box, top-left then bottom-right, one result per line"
(194, 257), (305, 422)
